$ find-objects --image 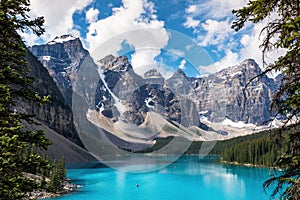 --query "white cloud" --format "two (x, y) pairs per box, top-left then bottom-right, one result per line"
(186, 5), (198, 14)
(185, 44), (193, 50)
(86, 0), (169, 76)
(198, 19), (233, 47)
(24, 0), (92, 45)
(182, 1), (240, 51)
(239, 21), (286, 70)
(131, 49), (161, 75)
(187, 0), (248, 19)
(168, 49), (185, 58)
(20, 30), (40, 46)
(199, 50), (239, 74)
(199, 19), (286, 75)
(86, 8), (100, 24)
(183, 16), (200, 28)
(179, 59), (187, 70)
(183, 0), (286, 74)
